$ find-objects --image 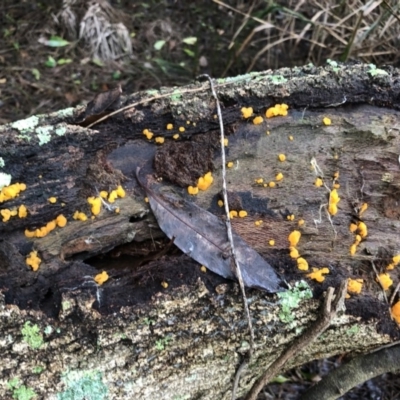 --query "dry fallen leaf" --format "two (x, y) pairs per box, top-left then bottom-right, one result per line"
(137, 169), (283, 293)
